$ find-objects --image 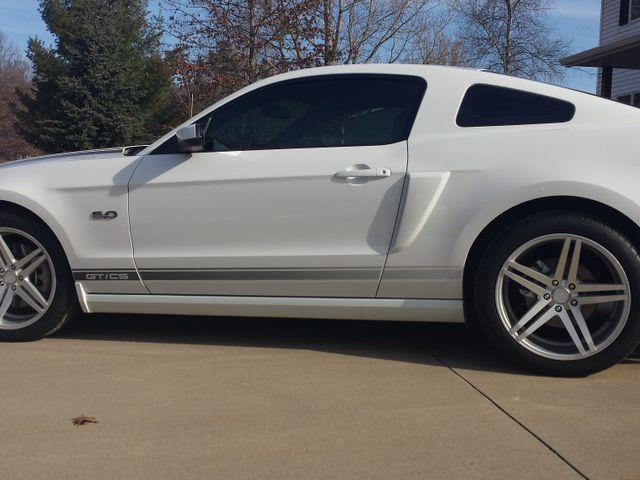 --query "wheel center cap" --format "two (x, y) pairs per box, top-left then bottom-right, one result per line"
(3, 271), (17, 285)
(552, 287), (571, 305)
